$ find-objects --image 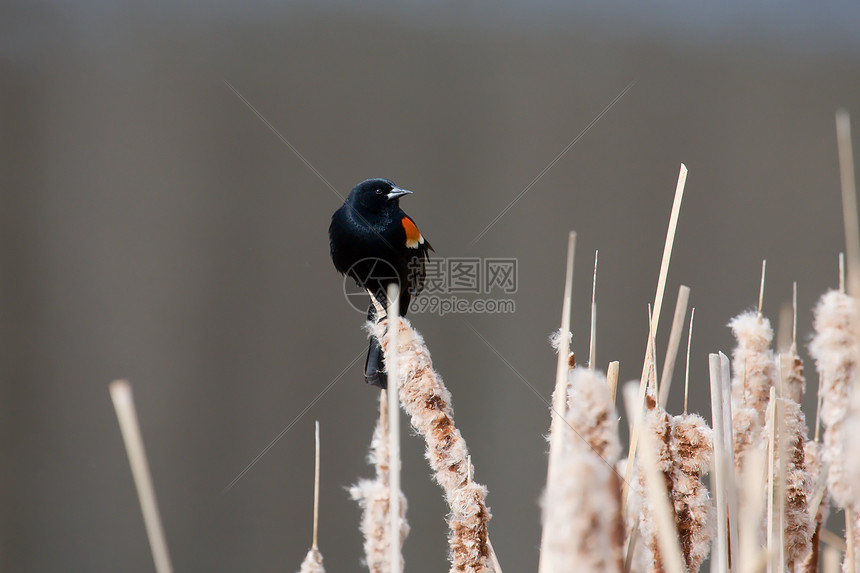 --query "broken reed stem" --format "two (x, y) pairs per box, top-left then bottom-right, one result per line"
(709, 354), (731, 573)
(607, 361), (620, 405)
(623, 163), (687, 511)
(109, 380), (173, 573)
(740, 445), (767, 573)
(372, 315), (492, 572)
(658, 285), (691, 407)
(386, 284), (402, 573)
